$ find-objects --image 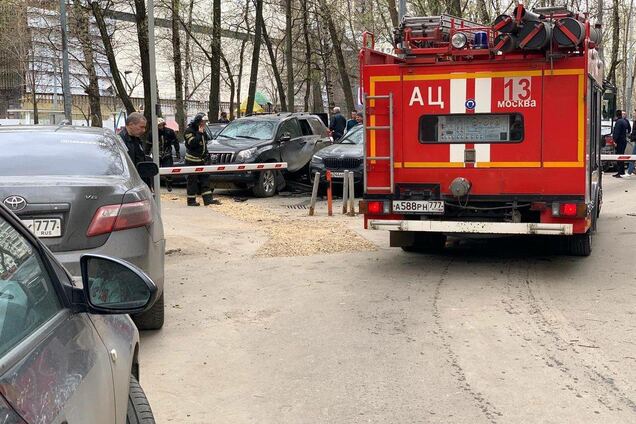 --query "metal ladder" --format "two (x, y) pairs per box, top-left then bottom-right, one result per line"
(363, 93), (394, 194)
